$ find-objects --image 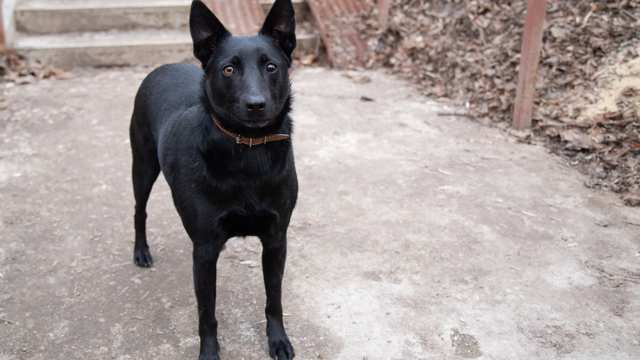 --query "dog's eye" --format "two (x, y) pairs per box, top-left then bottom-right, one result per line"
(222, 66), (235, 77)
(266, 63), (278, 73)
